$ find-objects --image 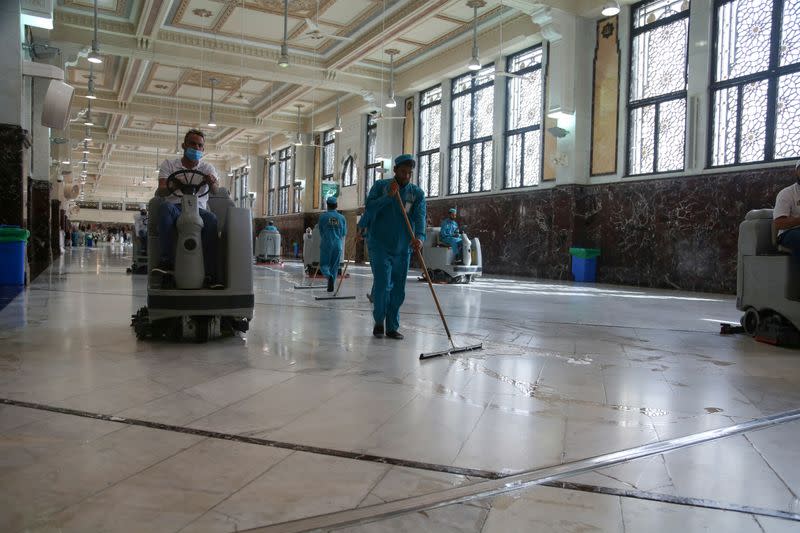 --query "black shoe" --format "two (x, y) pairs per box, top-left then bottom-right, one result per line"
(385, 330), (404, 340)
(366, 292), (373, 303)
(327, 276), (335, 292)
(373, 323), (384, 337)
(150, 268), (174, 289)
